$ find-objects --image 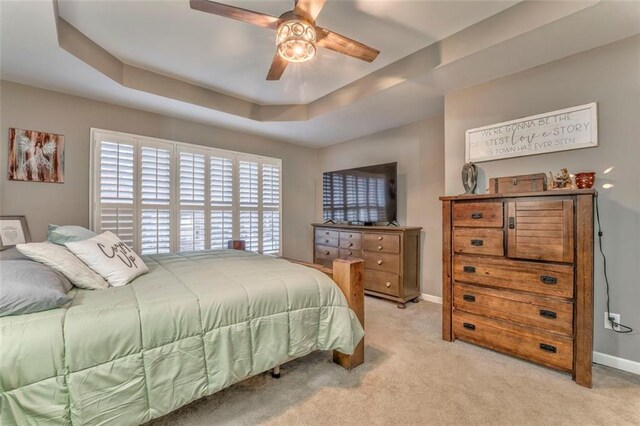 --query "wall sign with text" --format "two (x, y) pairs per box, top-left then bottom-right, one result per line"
(465, 103), (598, 163)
